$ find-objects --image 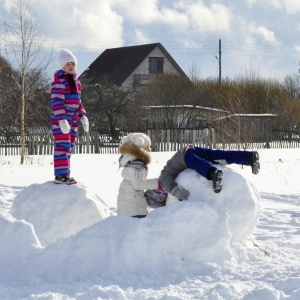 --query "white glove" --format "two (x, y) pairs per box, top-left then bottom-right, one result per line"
(59, 119), (71, 134)
(170, 186), (189, 201)
(80, 116), (89, 132)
